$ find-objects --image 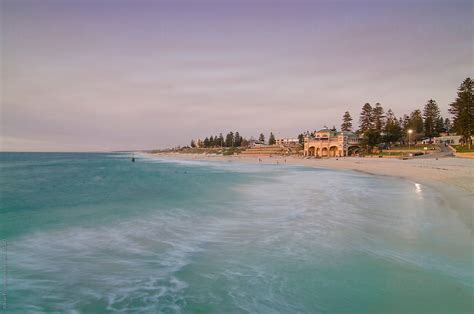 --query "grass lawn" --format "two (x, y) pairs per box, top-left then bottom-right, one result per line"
(368, 151), (404, 156)
(451, 145), (474, 153)
(391, 144), (437, 151)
